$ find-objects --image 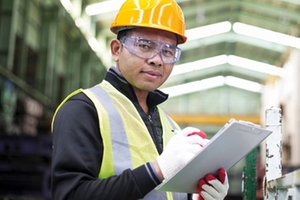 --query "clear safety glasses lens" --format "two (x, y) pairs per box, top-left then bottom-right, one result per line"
(120, 36), (181, 64)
